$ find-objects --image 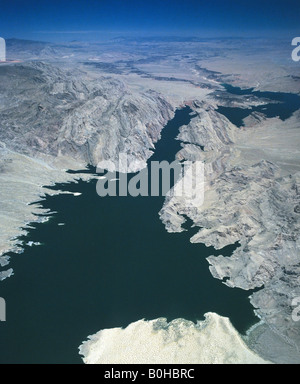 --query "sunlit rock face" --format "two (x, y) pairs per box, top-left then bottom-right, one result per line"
(0, 38), (6, 61)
